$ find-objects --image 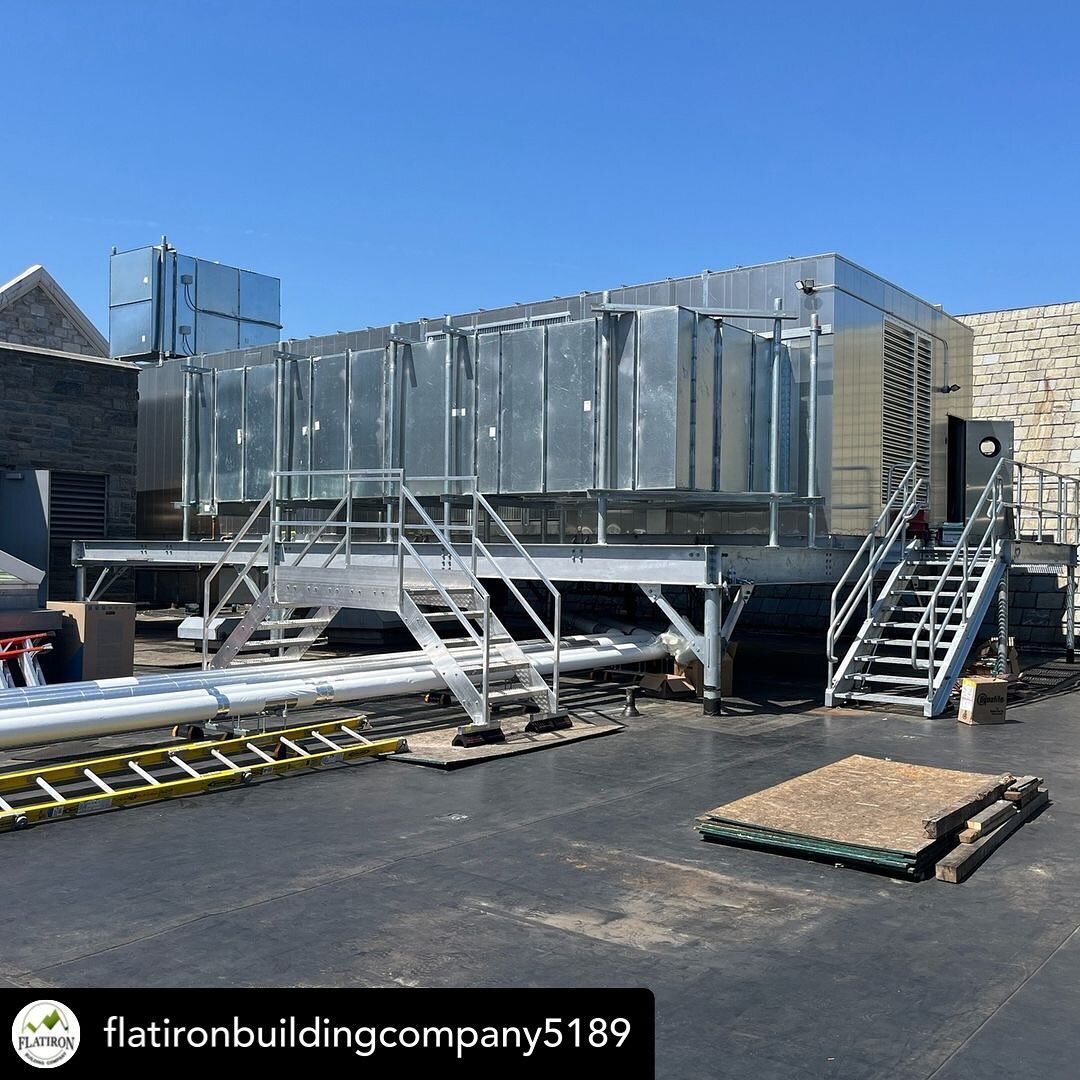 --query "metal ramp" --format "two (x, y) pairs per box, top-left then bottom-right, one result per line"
(203, 470), (564, 743)
(827, 460), (1080, 718)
